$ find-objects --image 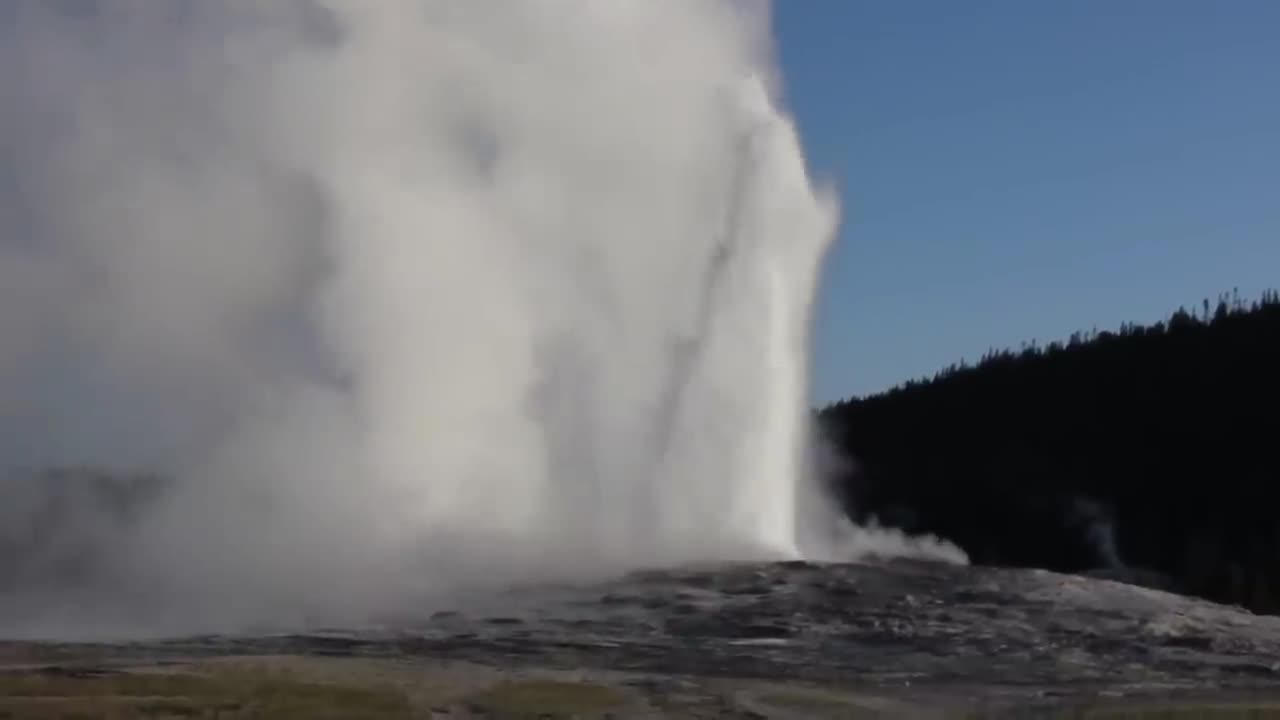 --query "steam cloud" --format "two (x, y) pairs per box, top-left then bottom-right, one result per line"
(0, 1), (961, 638)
